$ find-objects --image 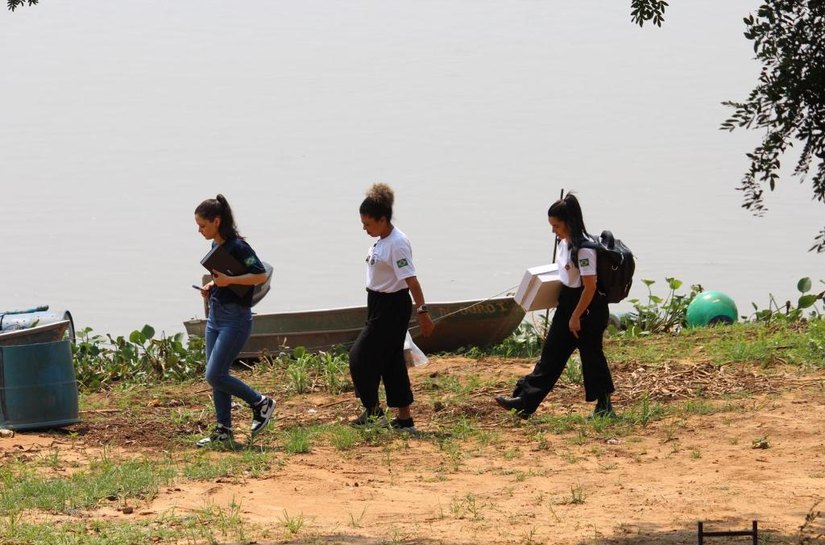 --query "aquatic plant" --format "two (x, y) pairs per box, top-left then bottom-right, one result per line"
(749, 277), (825, 323)
(621, 278), (703, 335)
(72, 326), (205, 390)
